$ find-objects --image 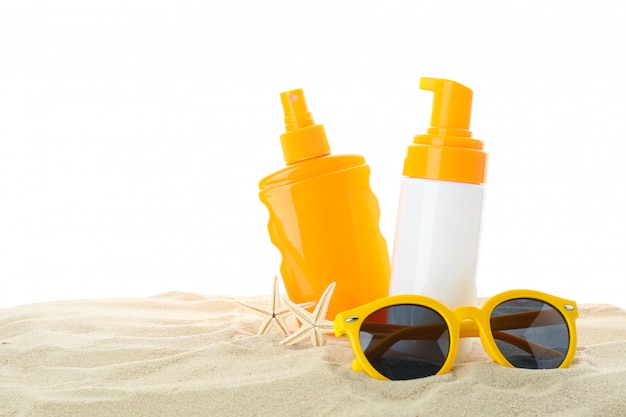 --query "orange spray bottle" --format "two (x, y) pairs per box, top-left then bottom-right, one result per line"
(259, 89), (390, 319)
